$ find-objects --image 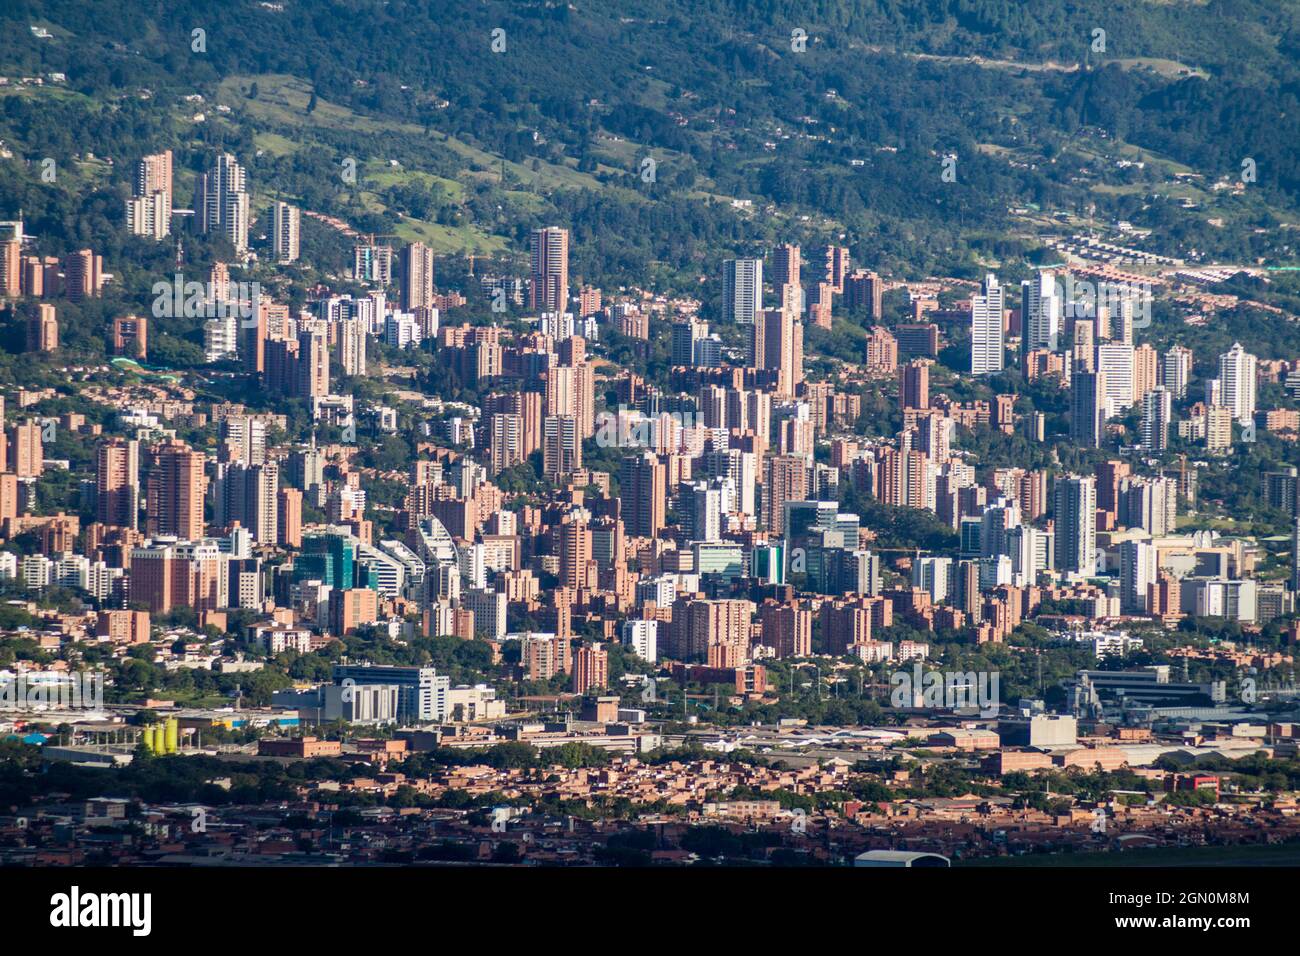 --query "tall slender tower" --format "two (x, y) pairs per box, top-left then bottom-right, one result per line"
(772, 244), (802, 314)
(759, 307), (803, 398)
(1054, 475), (1097, 578)
(195, 153), (250, 252)
(621, 452), (667, 539)
(1070, 369), (1106, 449)
(970, 273), (1005, 375)
(272, 201), (300, 263)
(529, 227), (569, 314)
(146, 440), (207, 541)
(96, 437), (140, 529)
(723, 258), (763, 324)
(126, 150), (173, 240)
(401, 241), (435, 311)
(1292, 513), (1300, 593)
(1218, 342), (1257, 424)
(1021, 270), (1061, 352)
